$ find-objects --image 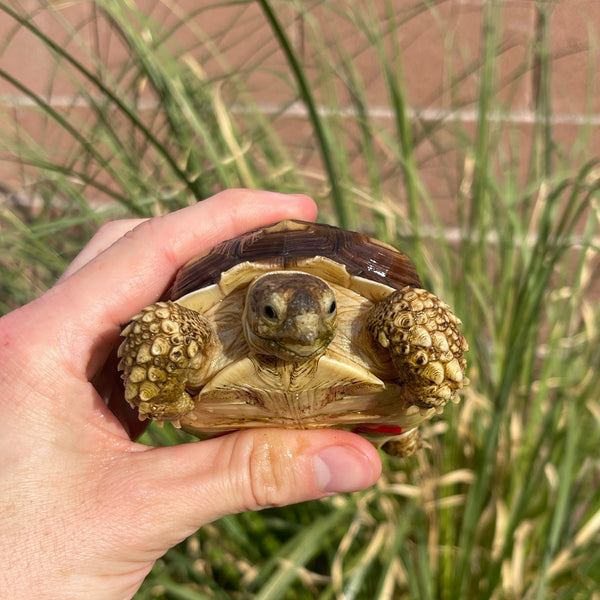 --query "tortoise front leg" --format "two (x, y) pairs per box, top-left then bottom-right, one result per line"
(367, 287), (468, 411)
(118, 301), (216, 424)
